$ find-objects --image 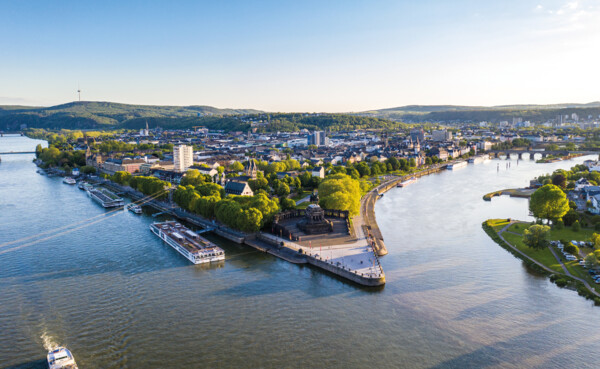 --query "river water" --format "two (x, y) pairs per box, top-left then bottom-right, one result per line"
(2, 135), (600, 368)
